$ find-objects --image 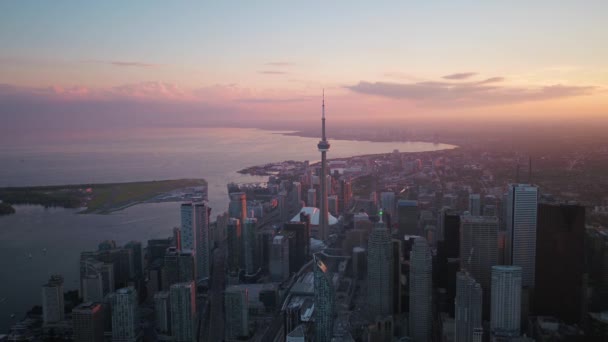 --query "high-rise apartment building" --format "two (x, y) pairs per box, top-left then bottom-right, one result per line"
(491, 266), (522, 338)
(409, 237), (432, 342)
(170, 282), (196, 342)
(193, 202), (211, 281)
(42, 274), (65, 325)
(109, 287), (141, 342)
(506, 184), (538, 288)
(367, 223), (393, 318)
